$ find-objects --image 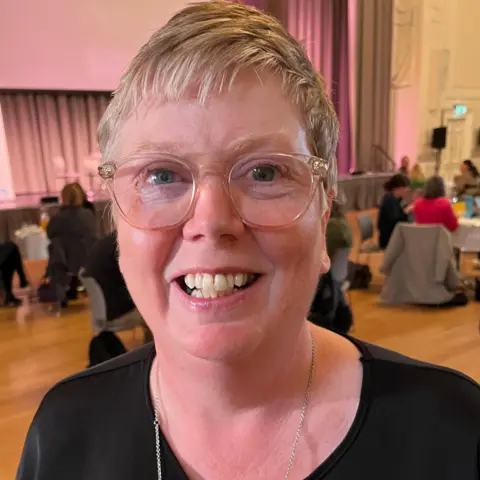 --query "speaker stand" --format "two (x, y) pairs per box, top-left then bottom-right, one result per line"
(434, 149), (442, 175)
